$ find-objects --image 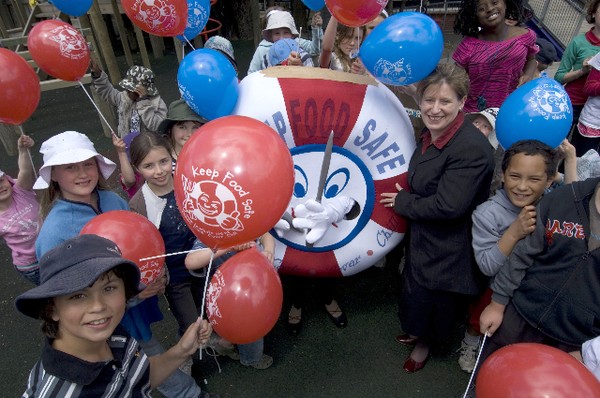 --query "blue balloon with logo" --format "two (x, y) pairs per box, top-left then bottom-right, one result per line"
(302, 0), (325, 11)
(359, 12), (443, 86)
(177, 0), (210, 42)
(178, 48), (239, 120)
(496, 77), (573, 149)
(49, 0), (93, 16)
